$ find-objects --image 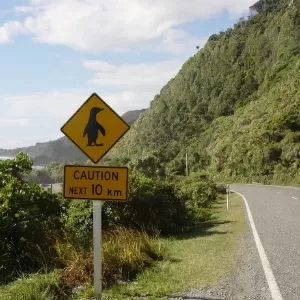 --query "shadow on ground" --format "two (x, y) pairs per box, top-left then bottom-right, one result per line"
(174, 220), (235, 241)
(167, 296), (224, 300)
(125, 294), (225, 300)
